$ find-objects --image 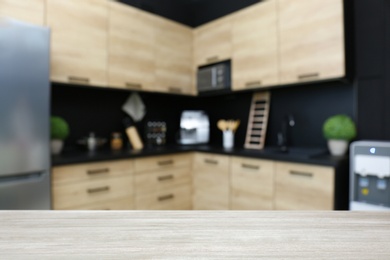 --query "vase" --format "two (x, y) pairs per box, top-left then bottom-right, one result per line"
(327, 139), (348, 156)
(51, 139), (64, 155)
